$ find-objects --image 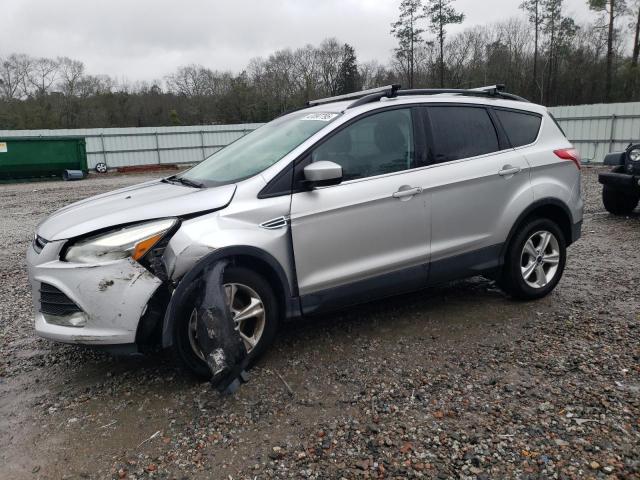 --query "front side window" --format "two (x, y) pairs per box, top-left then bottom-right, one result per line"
(181, 111), (341, 187)
(427, 106), (499, 163)
(311, 108), (415, 181)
